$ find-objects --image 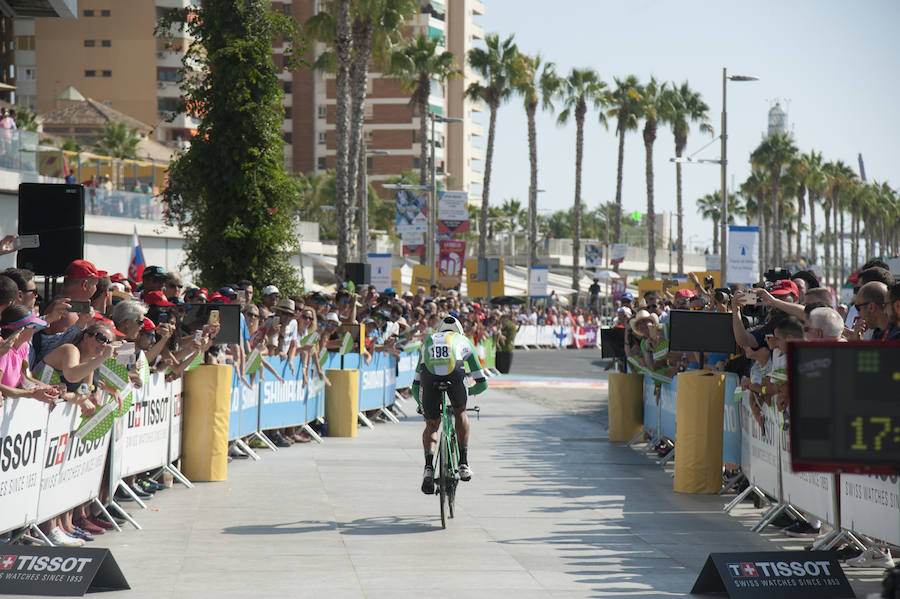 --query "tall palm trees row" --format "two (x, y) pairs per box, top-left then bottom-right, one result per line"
(308, 4), (714, 288)
(701, 132), (899, 288)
